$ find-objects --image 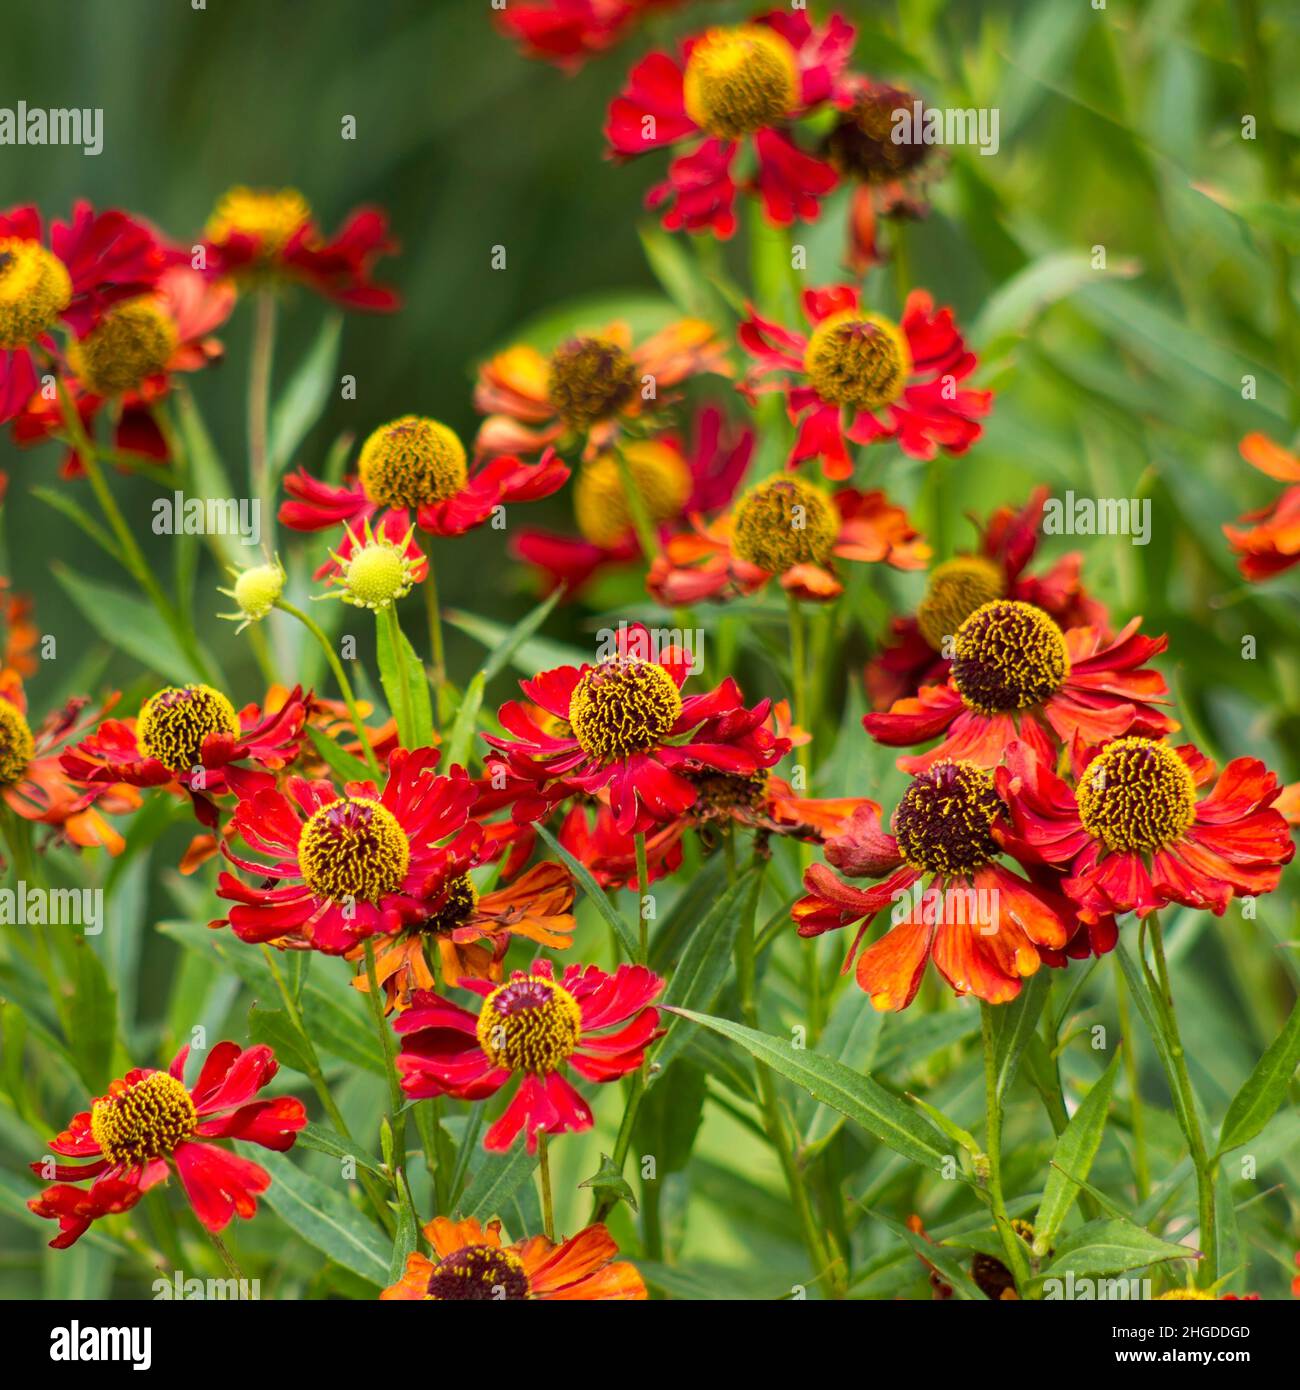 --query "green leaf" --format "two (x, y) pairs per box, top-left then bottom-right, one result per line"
(388, 1186), (420, 1285)
(973, 250), (1140, 350)
(986, 972), (1049, 1103)
(578, 1152), (638, 1213)
(296, 1122), (384, 1177)
(651, 868), (761, 1077)
(64, 937), (117, 1094)
(444, 608), (588, 679)
(269, 314), (343, 479)
(31, 487), (122, 564)
(173, 386), (242, 572)
(254, 1151), (387, 1285)
(667, 1008), (956, 1174)
(1215, 995), (1300, 1157)
(247, 1003), (317, 1078)
(536, 823), (640, 962)
(443, 671), (485, 771)
(376, 613), (433, 748)
(1034, 1048), (1123, 1254)
(864, 1209), (988, 1301)
(1037, 1218), (1197, 1283)
(457, 1144), (539, 1222)
(482, 587), (565, 686)
(306, 725), (374, 784)
(1115, 943), (1200, 1144)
